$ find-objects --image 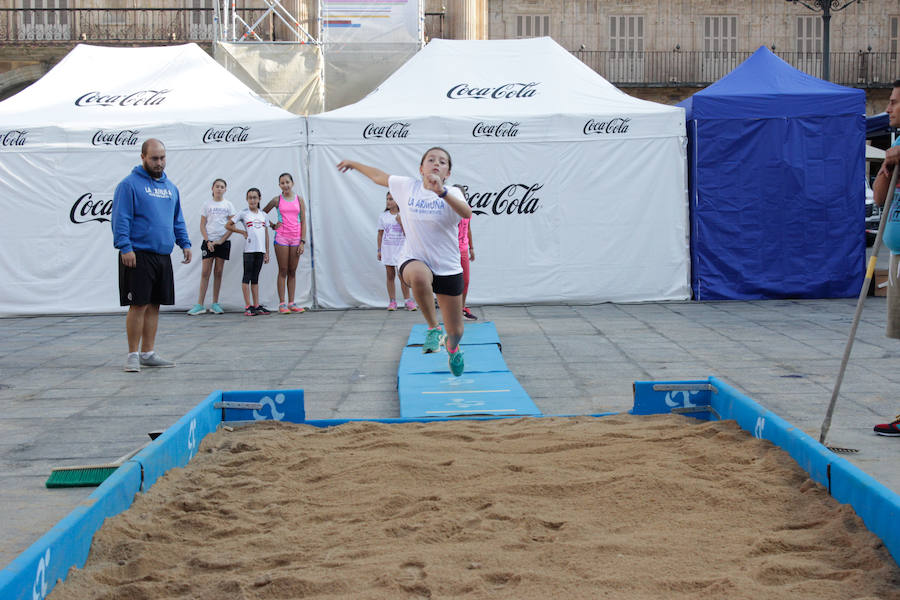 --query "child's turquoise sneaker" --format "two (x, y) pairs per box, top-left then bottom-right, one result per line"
(422, 326), (443, 353)
(210, 302), (225, 314)
(186, 304), (206, 316)
(448, 348), (465, 377)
